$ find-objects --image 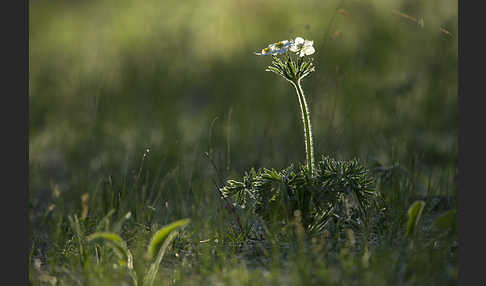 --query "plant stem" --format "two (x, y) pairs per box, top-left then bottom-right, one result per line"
(291, 79), (315, 175)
